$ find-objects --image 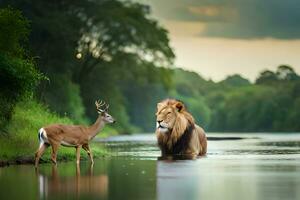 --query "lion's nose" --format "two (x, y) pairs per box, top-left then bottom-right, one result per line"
(157, 120), (163, 124)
